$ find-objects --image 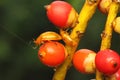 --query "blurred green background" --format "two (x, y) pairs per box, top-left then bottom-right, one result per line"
(0, 0), (120, 80)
